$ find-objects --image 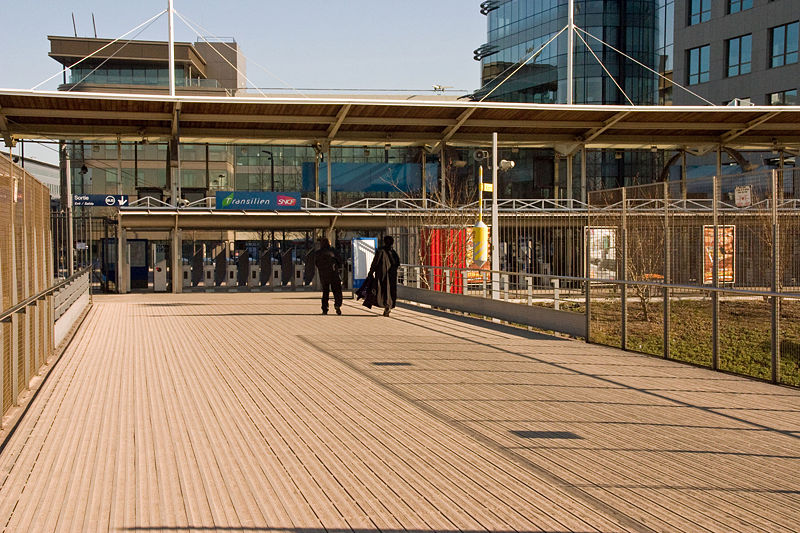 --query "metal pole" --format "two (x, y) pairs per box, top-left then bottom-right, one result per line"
(580, 145), (587, 203)
(712, 150), (720, 370)
(168, 0), (176, 97)
(116, 137), (122, 196)
(567, 0), (574, 105)
(491, 132), (499, 300)
(566, 153), (574, 202)
(771, 169), (780, 383)
(663, 181), (671, 359)
(326, 143), (332, 205)
(621, 187), (627, 350)
(65, 150), (74, 277)
(421, 150), (427, 208)
(440, 142), (446, 204)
